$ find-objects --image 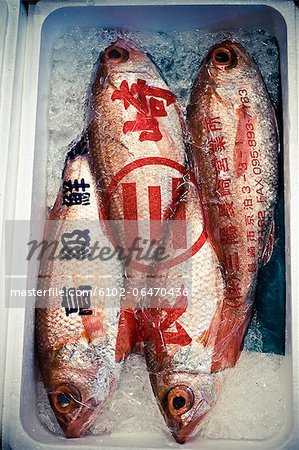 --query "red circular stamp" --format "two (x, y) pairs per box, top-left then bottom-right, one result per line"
(100, 157), (207, 272)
